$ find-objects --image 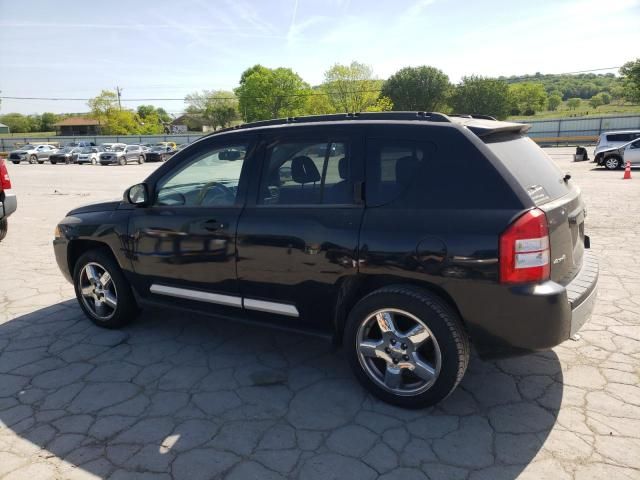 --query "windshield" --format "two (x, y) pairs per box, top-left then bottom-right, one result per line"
(151, 146), (168, 152)
(80, 147), (95, 153)
(22, 144), (35, 150)
(59, 147), (74, 153)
